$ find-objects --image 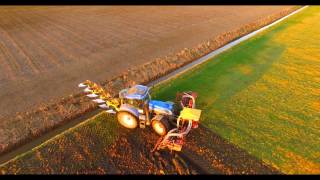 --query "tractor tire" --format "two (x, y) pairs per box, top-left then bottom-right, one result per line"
(151, 116), (171, 136)
(117, 111), (138, 129)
